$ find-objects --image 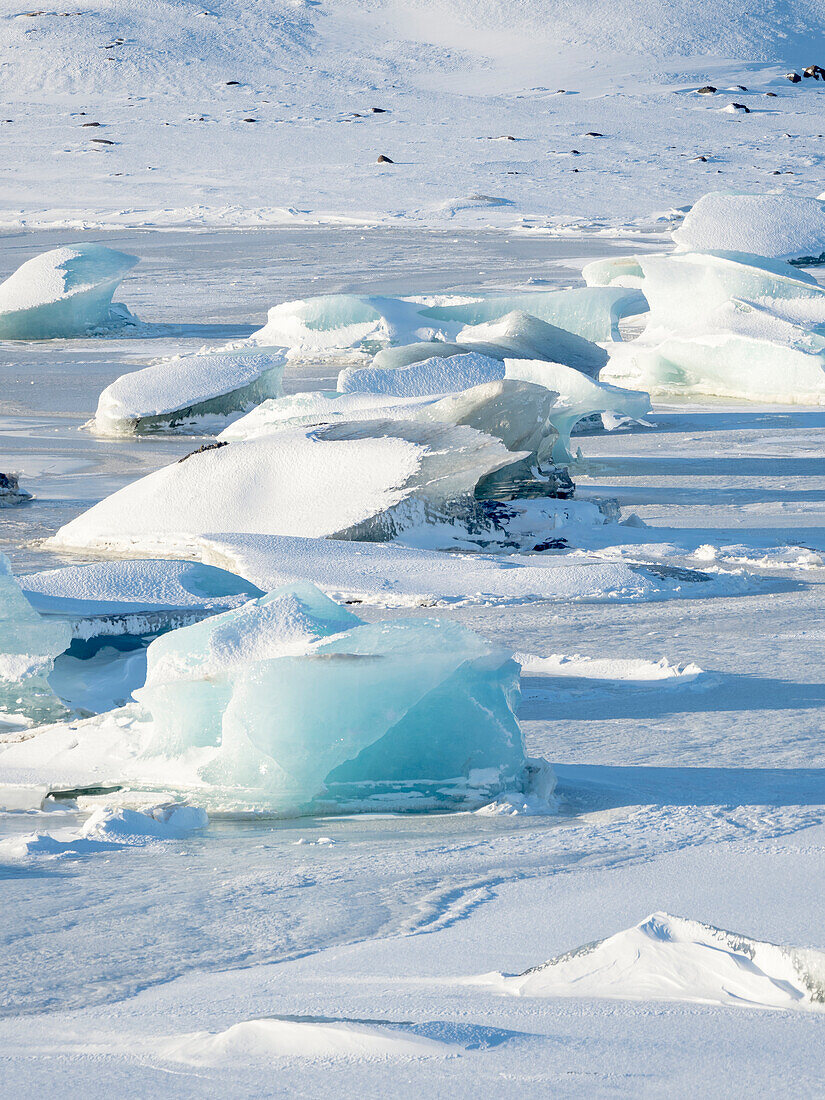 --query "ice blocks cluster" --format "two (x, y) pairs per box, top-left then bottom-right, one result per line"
(133, 583), (528, 812)
(0, 244), (137, 339)
(0, 554), (71, 723)
(601, 250), (825, 403)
